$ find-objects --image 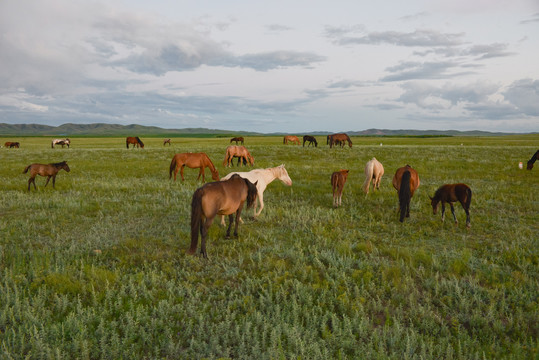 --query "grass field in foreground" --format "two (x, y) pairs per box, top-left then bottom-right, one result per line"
(0, 135), (538, 359)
